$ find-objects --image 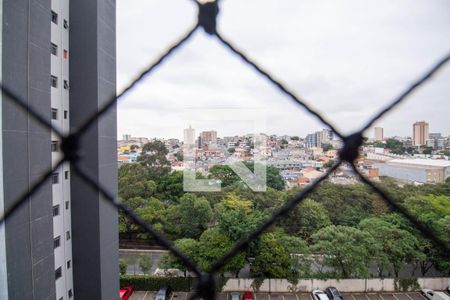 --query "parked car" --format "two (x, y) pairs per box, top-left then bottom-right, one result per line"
(326, 287), (343, 300)
(119, 286), (133, 300)
(243, 291), (254, 300)
(312, 289), (331, 300)
(230, 292), (240, 300)
(421, 289), (450, 300)
(155, 286), (172, 300)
